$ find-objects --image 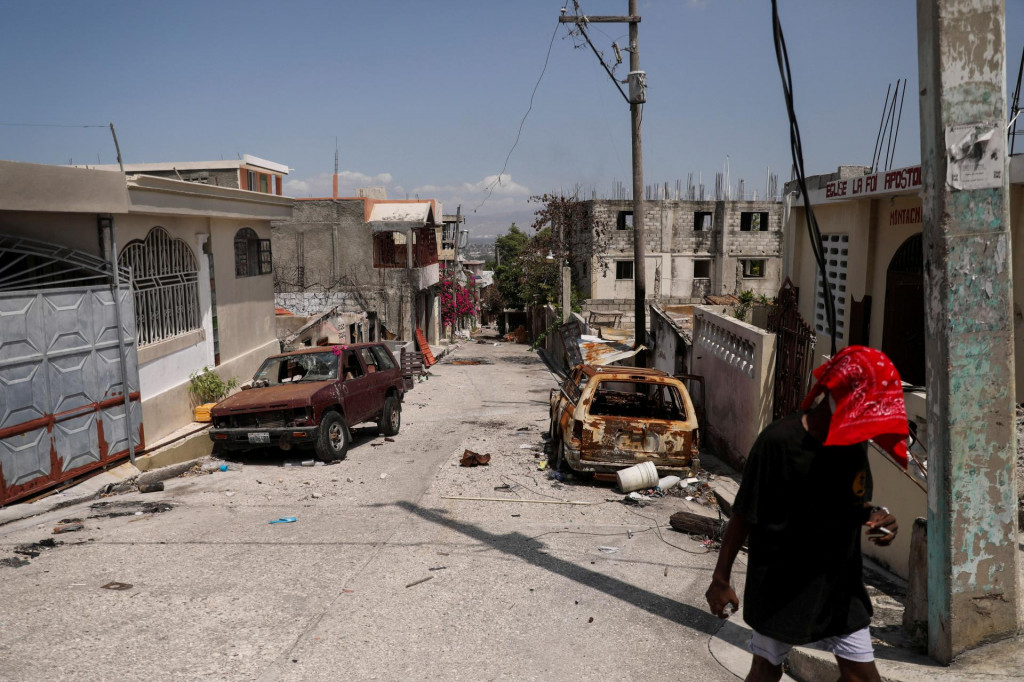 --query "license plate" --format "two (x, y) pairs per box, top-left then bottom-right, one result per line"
(248, 432), (270, 444)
